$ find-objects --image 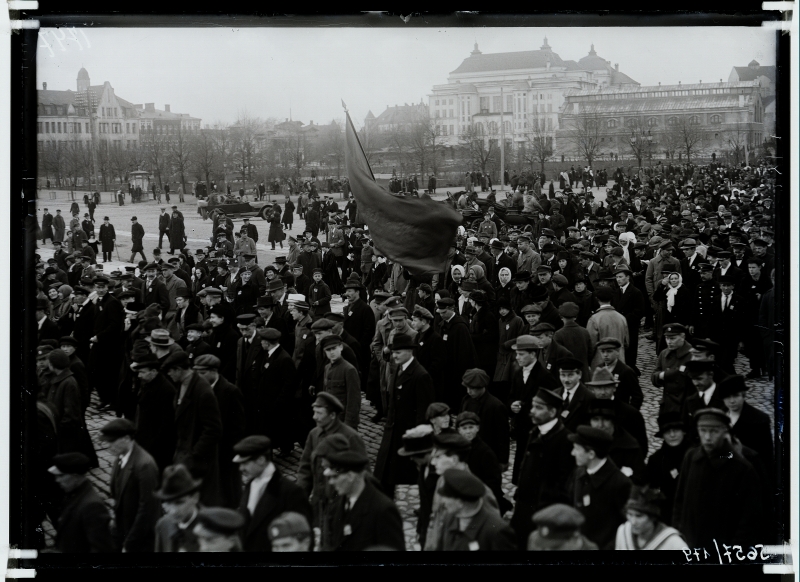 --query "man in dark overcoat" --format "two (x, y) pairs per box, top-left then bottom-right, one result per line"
(162, 350), (224, 507)
(98, 216), (116, 263)
(233, 436), (312, 552)
(510, 388), (575, 549)
(612, 265), (645, 375)
(131, 354), (177, 472)
(459, 368), (509, 467)
(88, 276), (124, 410)
(373, 333), (435, 498)
(434, 297), (477, 410)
